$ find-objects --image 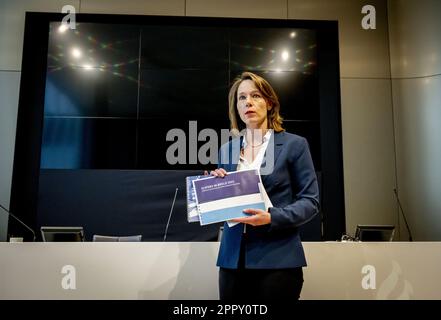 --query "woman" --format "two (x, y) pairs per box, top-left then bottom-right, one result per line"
(211, 72), (319, 301)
